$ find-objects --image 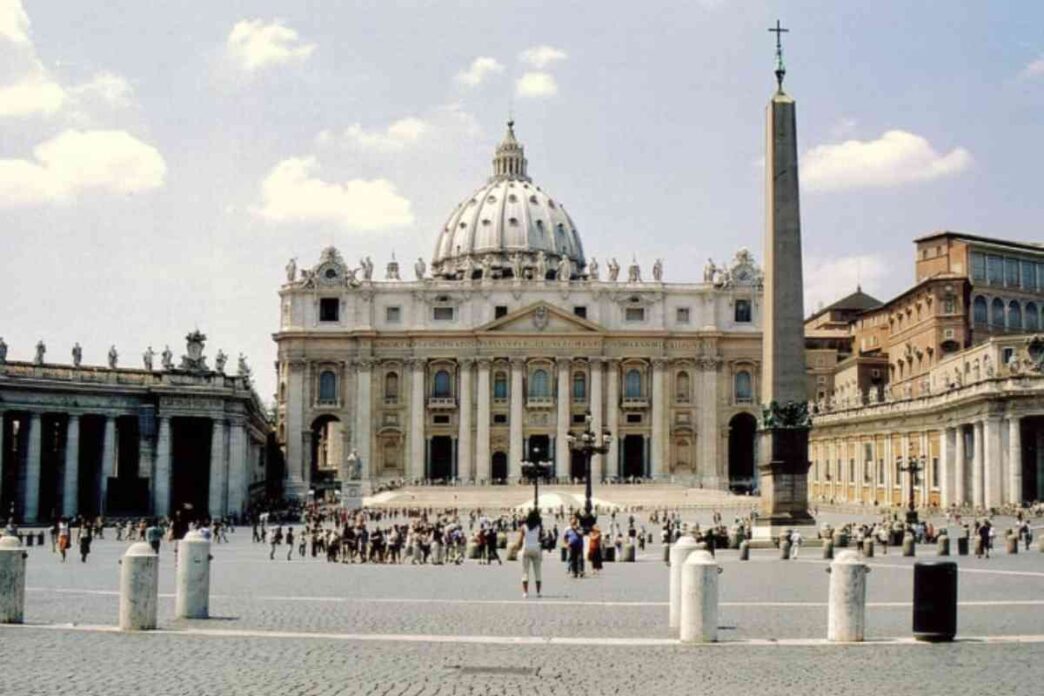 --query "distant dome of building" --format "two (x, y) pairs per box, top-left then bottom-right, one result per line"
(431, 122), (585, 280)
